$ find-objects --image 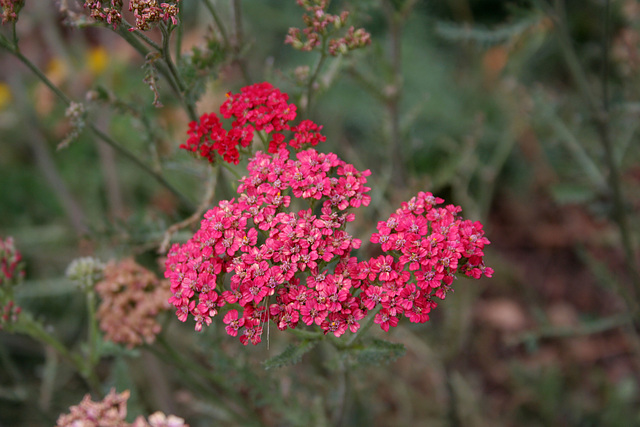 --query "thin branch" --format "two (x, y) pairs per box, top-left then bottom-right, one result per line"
(202, 0), (230, 48)
(506, 313), (634, 346)
(159, 165), (219, 253)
